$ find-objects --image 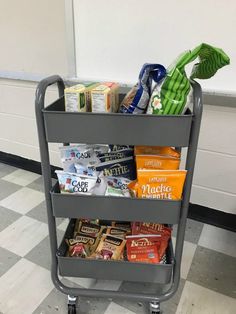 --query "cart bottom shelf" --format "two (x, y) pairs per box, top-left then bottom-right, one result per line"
(57, 220), (174, 284)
